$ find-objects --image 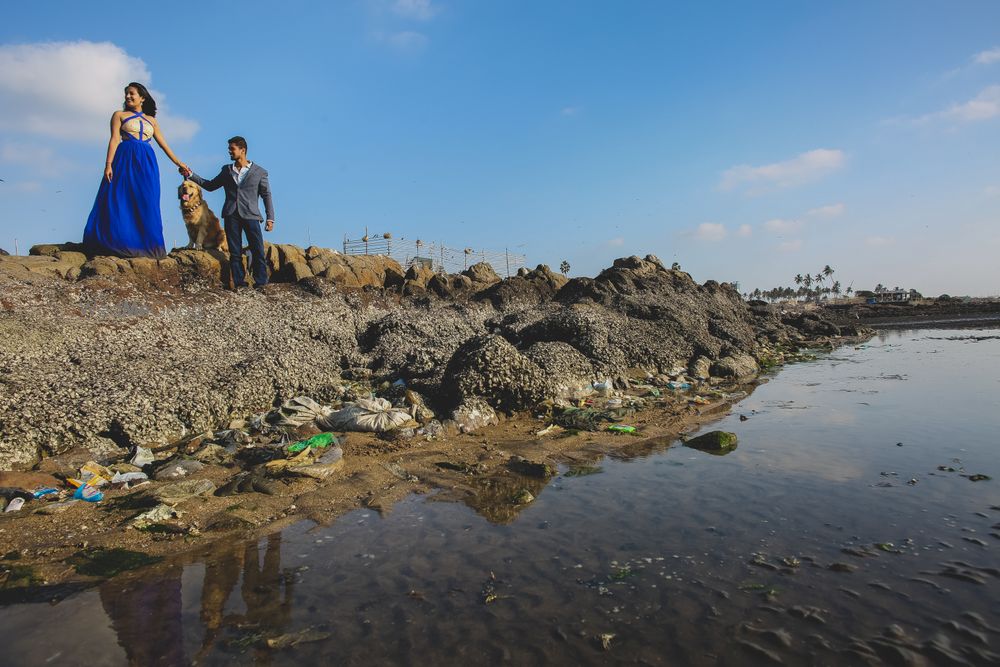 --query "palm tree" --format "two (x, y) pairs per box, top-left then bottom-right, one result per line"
(794, 274), (803, 286)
